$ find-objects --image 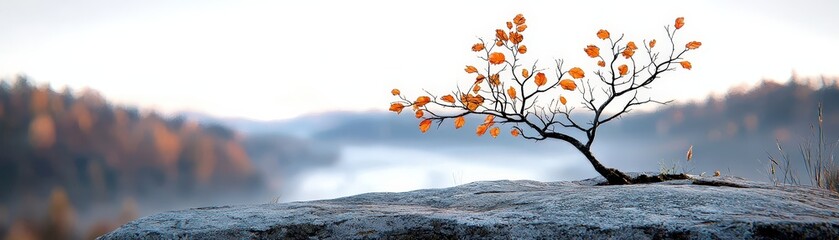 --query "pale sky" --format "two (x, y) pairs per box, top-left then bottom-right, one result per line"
(1, 0), (837, 120)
